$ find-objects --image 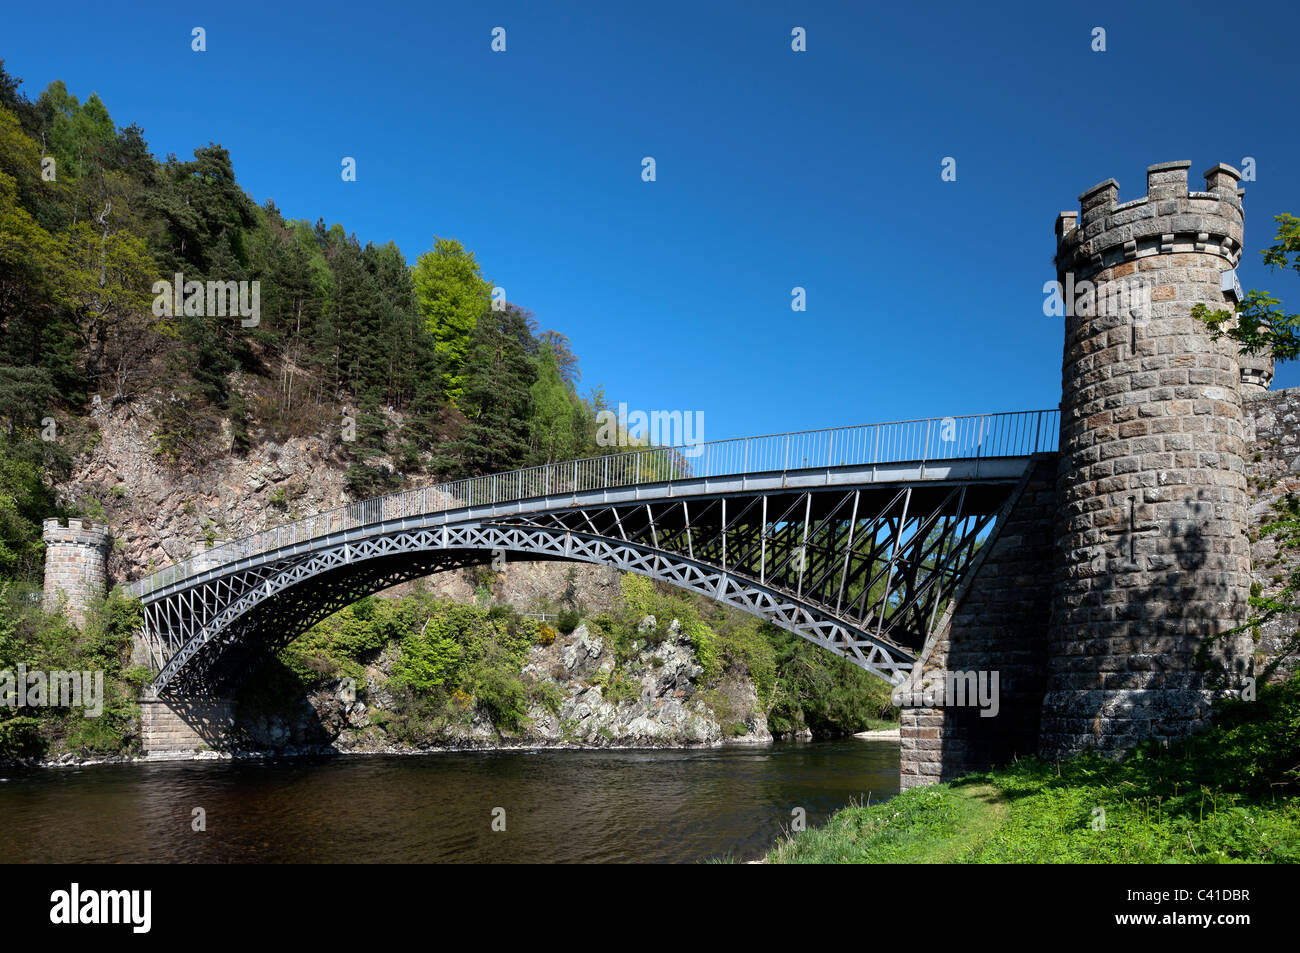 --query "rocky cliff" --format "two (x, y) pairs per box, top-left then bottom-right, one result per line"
(65, 398), (357, 582)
